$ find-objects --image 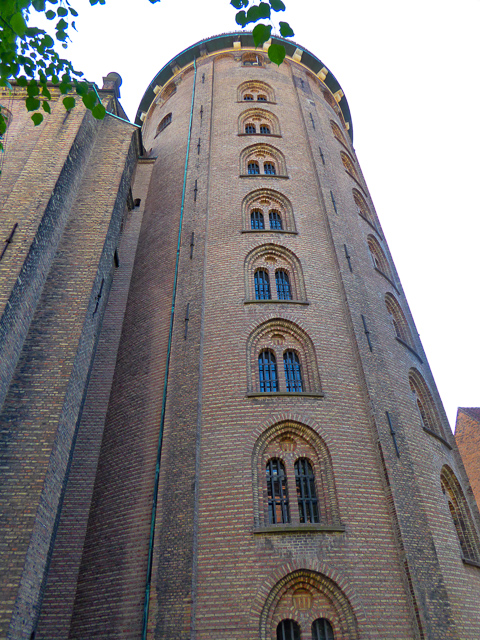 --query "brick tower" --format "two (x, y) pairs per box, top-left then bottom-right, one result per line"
(2, 33), (480, 640)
